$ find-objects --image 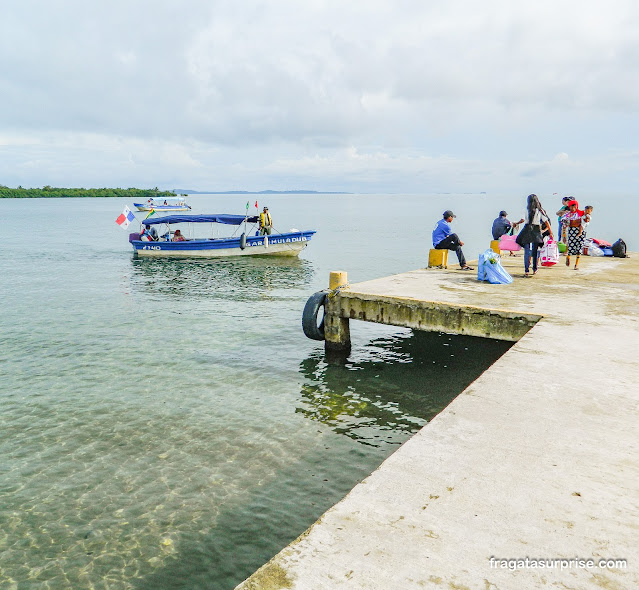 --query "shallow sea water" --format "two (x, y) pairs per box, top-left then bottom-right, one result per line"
(1, 191), (628, 589)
